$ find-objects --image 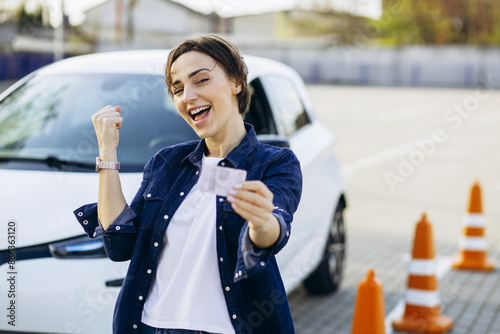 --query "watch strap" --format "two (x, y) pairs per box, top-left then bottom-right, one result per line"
(96, 157), (120, 171)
